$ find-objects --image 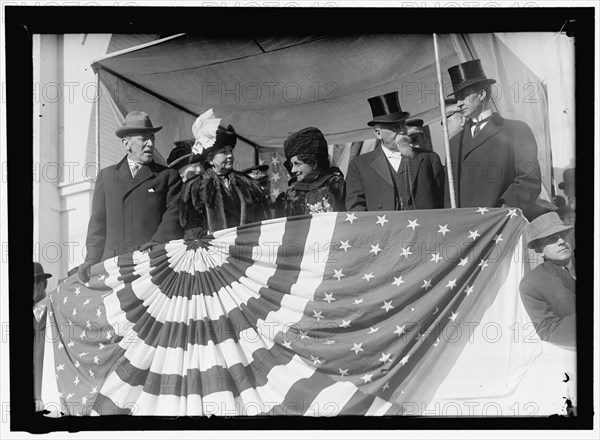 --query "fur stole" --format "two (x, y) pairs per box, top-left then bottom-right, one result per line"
(180, 168), (270, 232)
